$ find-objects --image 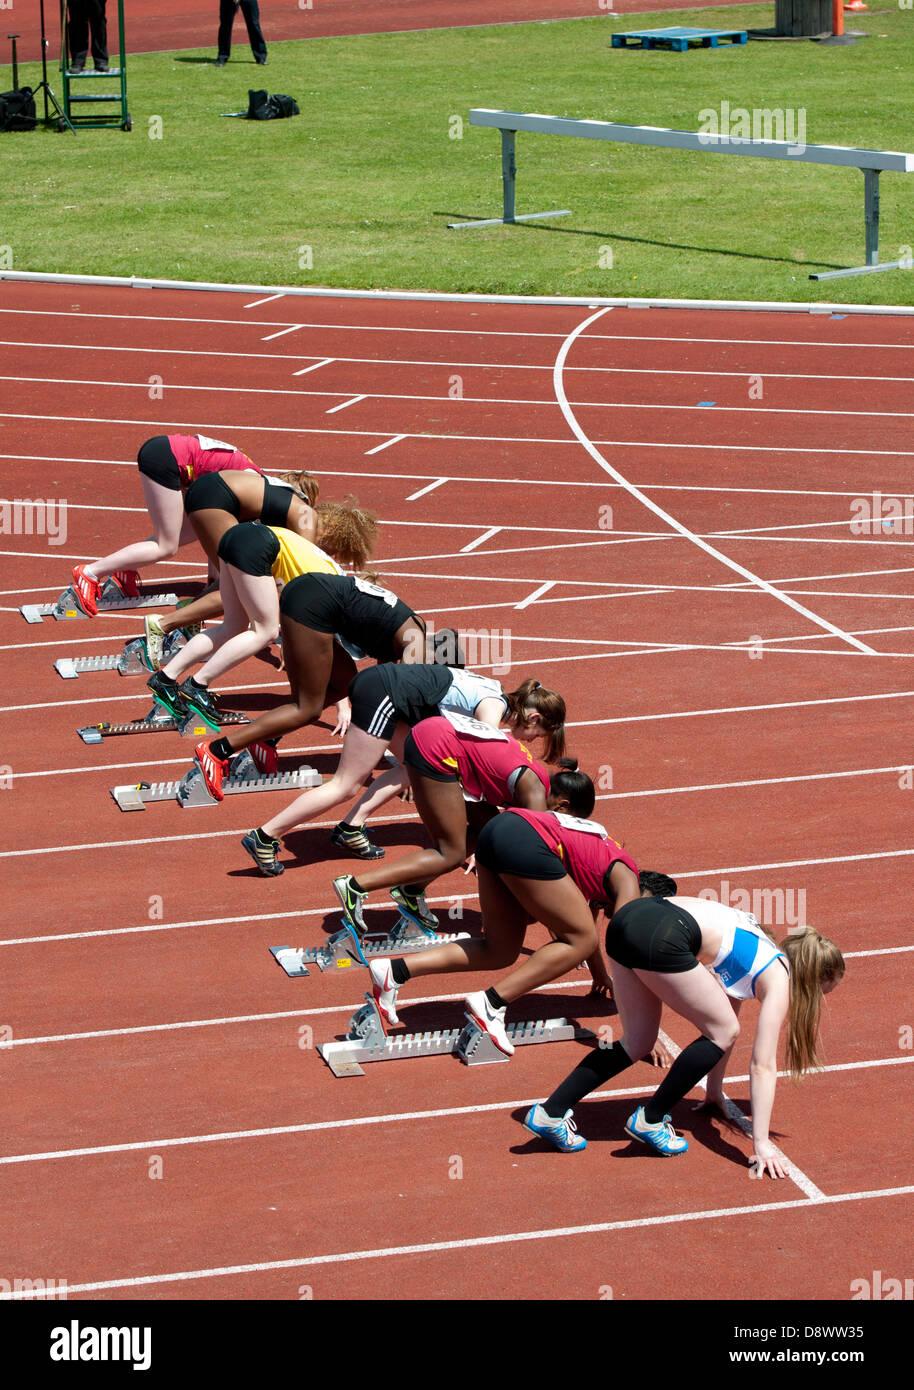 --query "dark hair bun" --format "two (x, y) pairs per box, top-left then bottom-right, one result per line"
(557, 756), (578, 771)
